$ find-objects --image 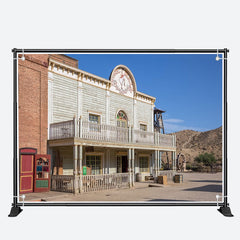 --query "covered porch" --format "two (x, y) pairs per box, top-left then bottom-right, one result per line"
(48, 143), (177, 194)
